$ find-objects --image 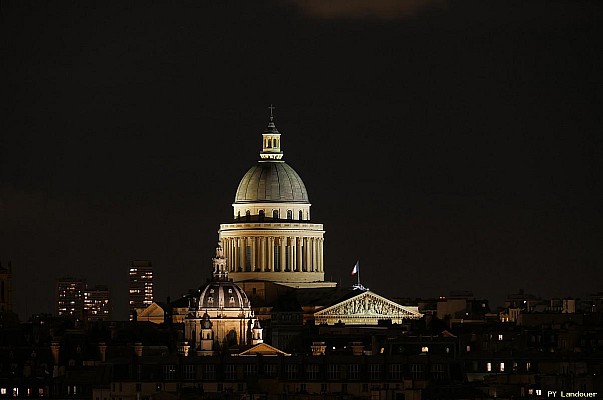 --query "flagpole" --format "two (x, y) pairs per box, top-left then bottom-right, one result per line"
(357, 261), (360, 286)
